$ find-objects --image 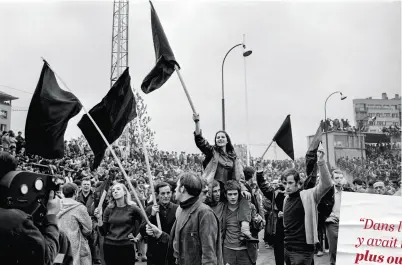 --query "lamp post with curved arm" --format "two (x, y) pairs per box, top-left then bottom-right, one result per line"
(324, 91), (347, 166)
(221, 43), (252, 131)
